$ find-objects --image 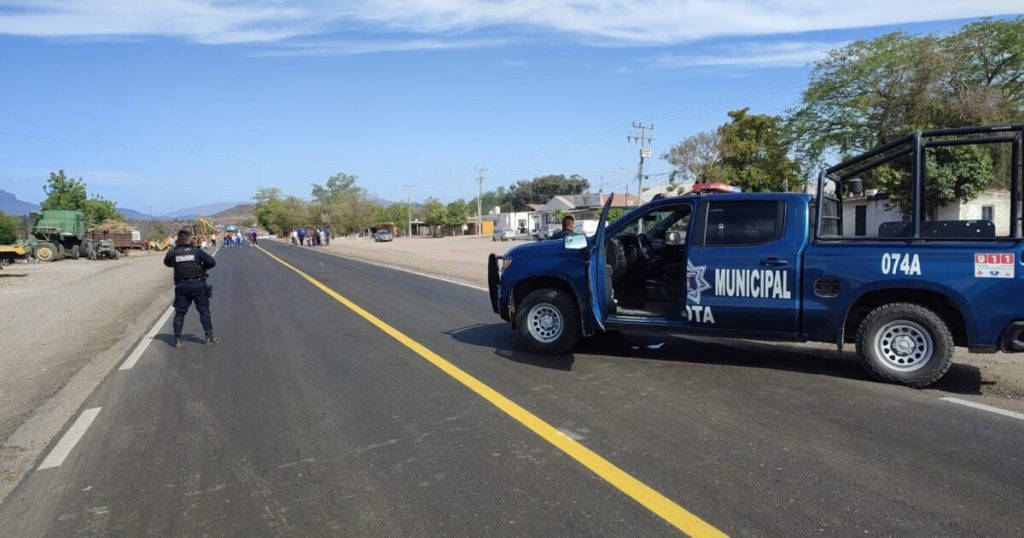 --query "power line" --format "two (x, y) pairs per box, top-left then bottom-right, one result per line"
(628, 121), (654, 205)
(474, 167), (487, 236)
(0, 131), (242, 158)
